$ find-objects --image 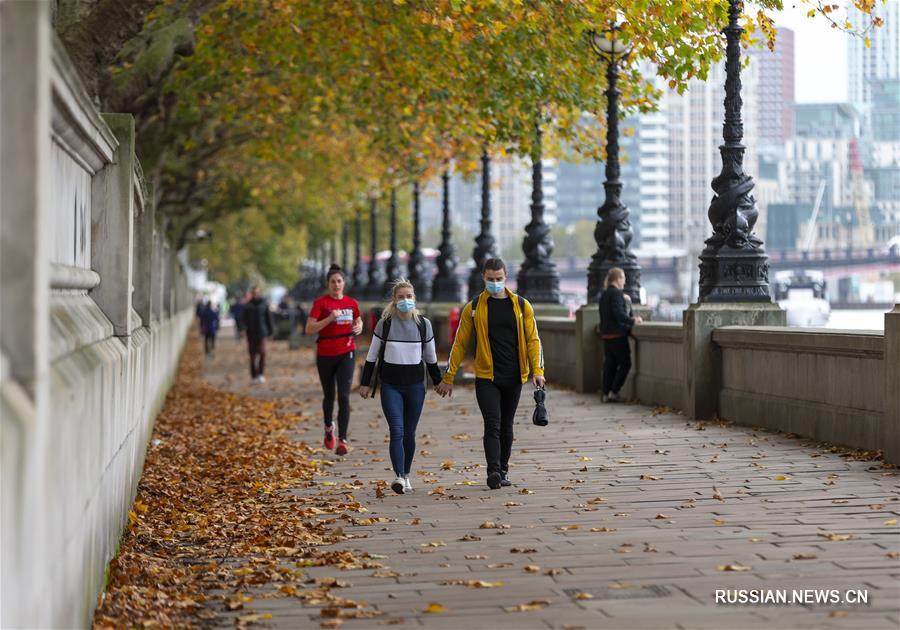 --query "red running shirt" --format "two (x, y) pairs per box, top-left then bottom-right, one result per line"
(310, 295), (360, 356)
